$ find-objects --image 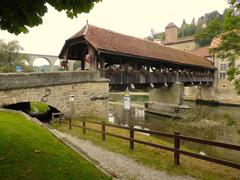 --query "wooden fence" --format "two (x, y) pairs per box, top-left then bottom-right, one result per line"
(58, 119), (240, 170)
